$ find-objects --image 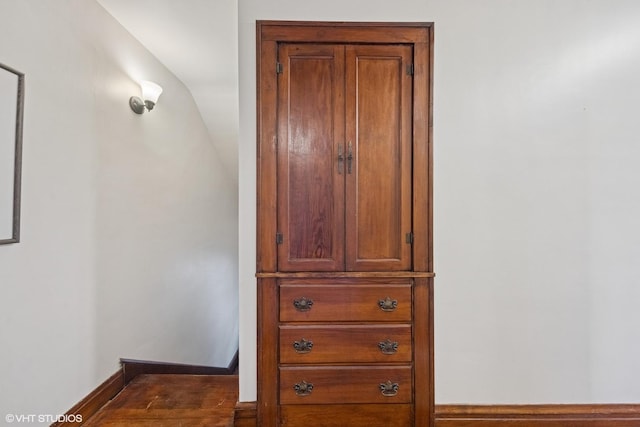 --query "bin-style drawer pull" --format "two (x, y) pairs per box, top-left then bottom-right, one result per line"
(293, 338), (314, 354)
(378, 339), (399, 355)
(293, 297), (314, 312)
(378, 296), (398, 312)
(294, 381), (314, 396)
(379, 380), (399, 397)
